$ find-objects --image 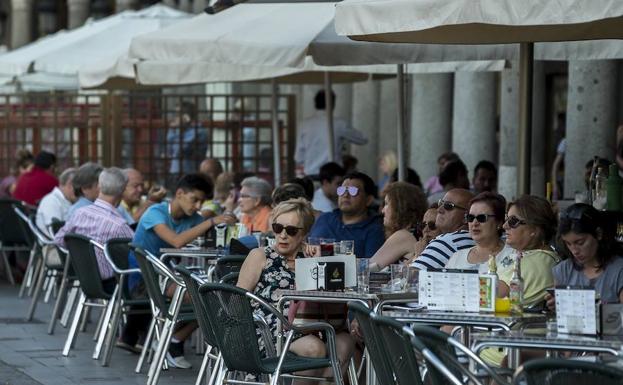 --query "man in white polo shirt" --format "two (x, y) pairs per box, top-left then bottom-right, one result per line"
(35, 168), (77, 234)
